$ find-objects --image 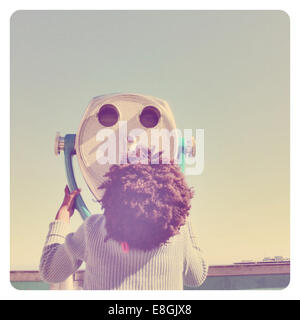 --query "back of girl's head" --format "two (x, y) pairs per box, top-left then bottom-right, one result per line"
(99, 150), (194, 250)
